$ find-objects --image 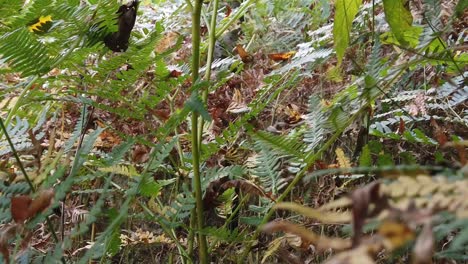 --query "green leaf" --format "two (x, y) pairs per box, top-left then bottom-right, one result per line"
(333, 0), (363, 64)
(383, 0), (413, 45)
(105, 230), (121, 256)
(240, 216), (263, 226)
(359, 144), (372, 167)
(140, 176), (162, 197)
(377, 153), (394, 166)
(185, 93), (212, 121)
